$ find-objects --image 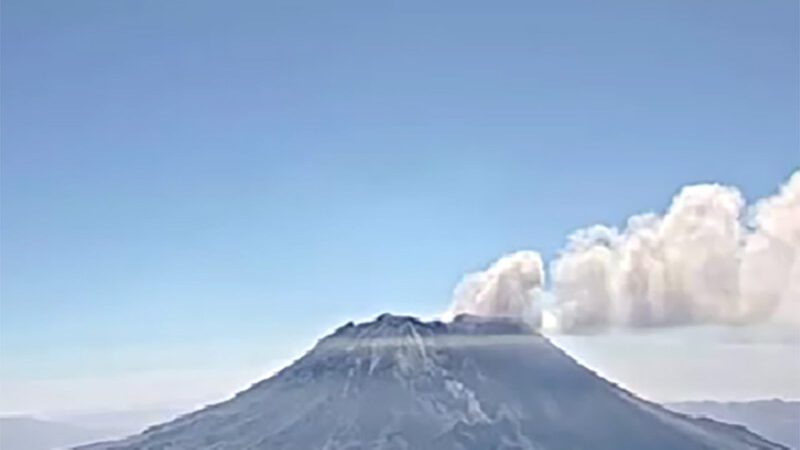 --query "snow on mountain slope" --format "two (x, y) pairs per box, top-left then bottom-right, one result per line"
(79, 314), (787, 450)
